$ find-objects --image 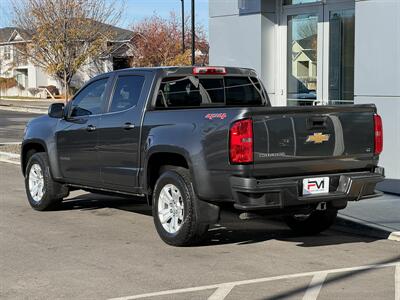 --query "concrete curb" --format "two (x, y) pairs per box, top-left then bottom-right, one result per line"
(335, 214), (399, 242)
(0, 105), (46, 114)
(0, 97), (50, 102)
